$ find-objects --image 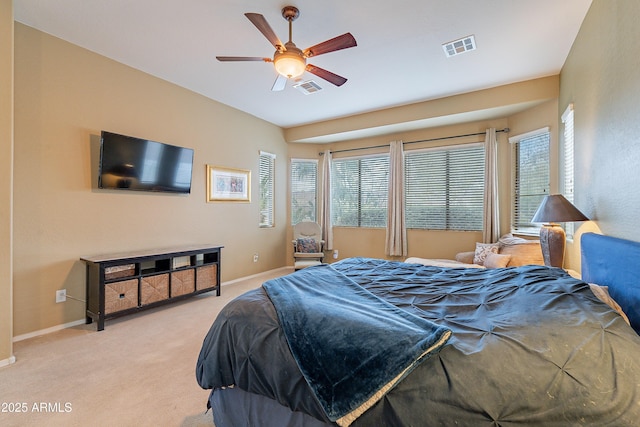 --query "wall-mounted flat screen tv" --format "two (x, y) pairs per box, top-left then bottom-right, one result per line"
(98, 131), (194, 194)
